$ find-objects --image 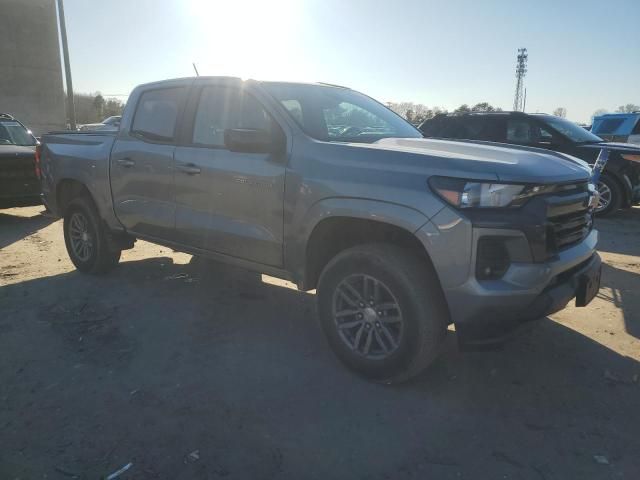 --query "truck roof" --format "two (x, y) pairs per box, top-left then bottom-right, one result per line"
(432, 111), (552, 118)
(133, 76), (350, 90)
